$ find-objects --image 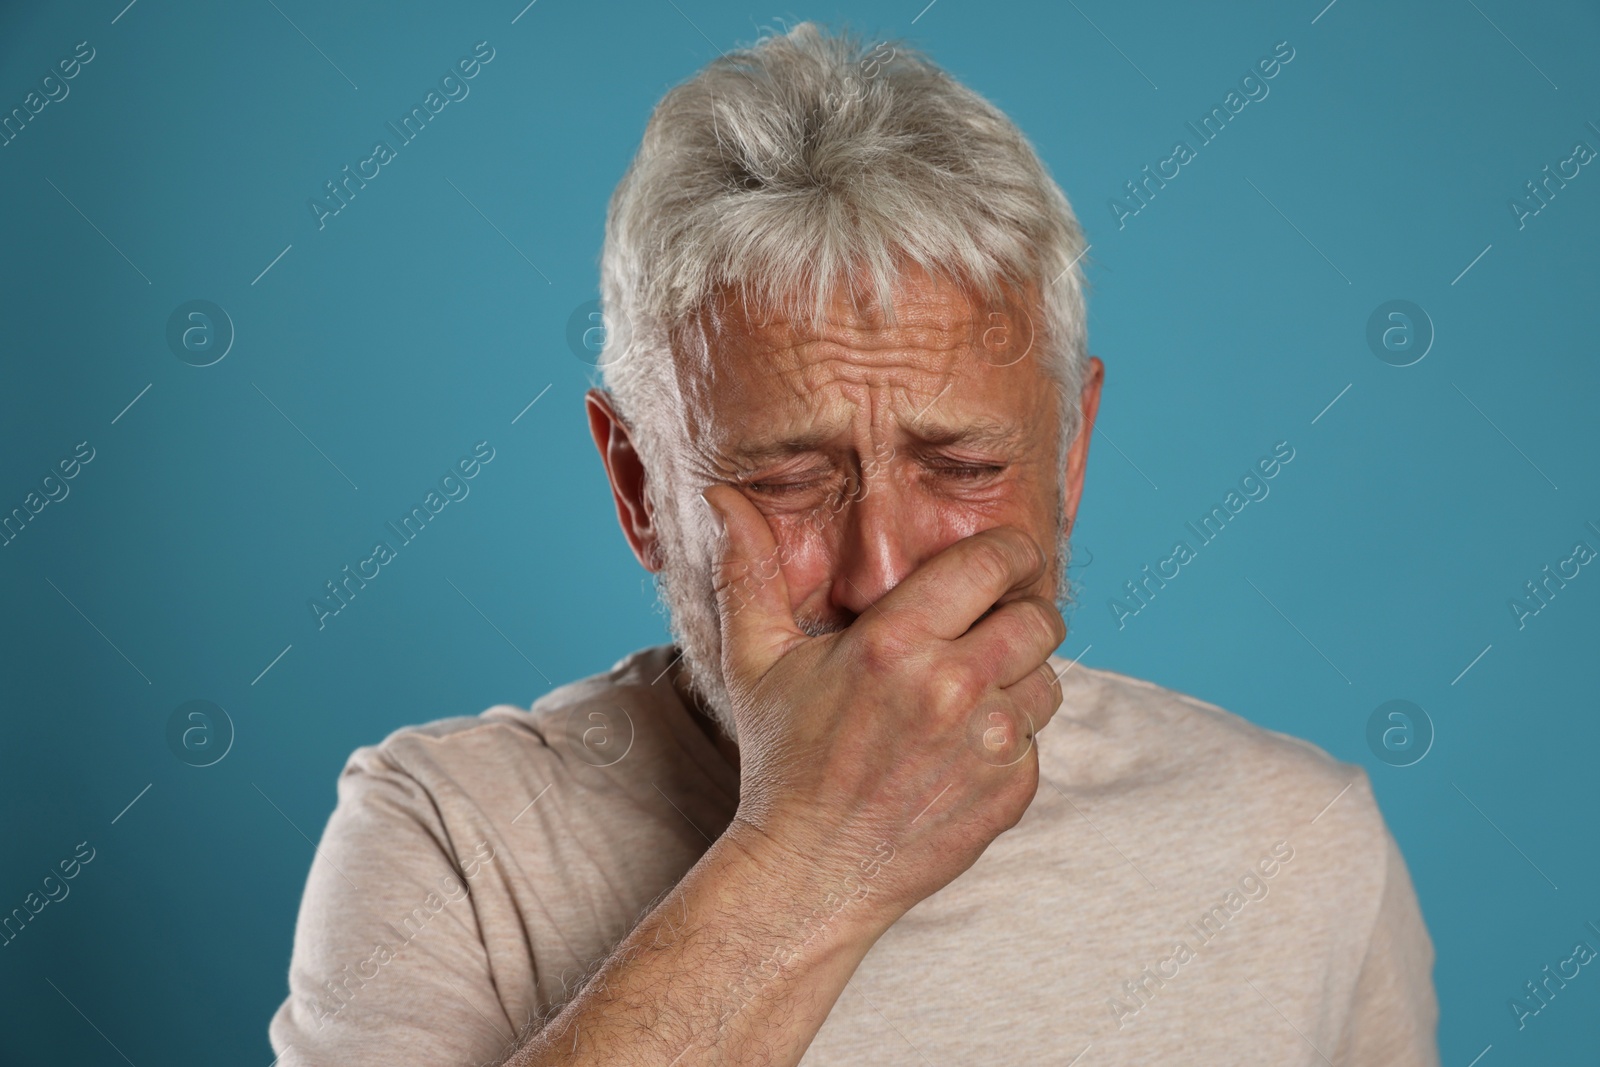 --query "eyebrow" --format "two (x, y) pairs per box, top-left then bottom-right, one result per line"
(727, 419), (1027, 466)
(726, 427), (840, 466)
(906, 420), (1026, 452)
